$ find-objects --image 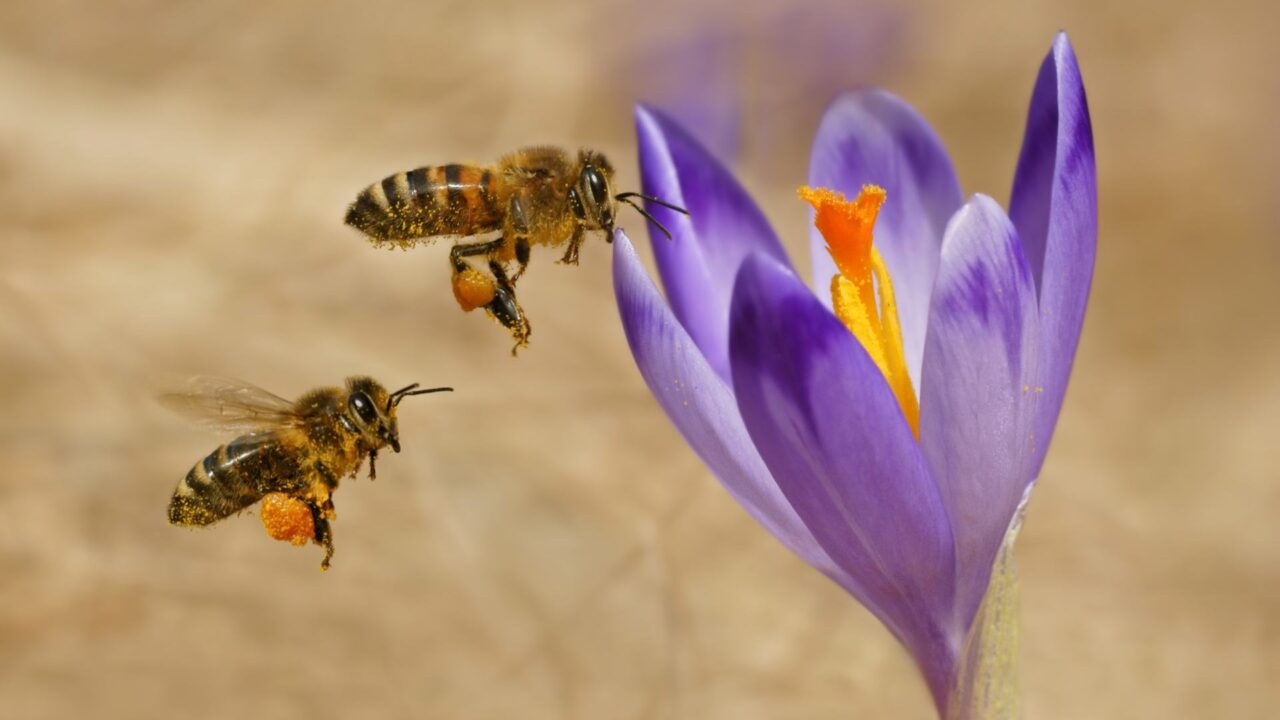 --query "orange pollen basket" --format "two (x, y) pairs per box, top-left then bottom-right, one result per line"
(798, 185), (920, 437)
(260, 492), (315, 546)
(452, 267), (496, 311)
